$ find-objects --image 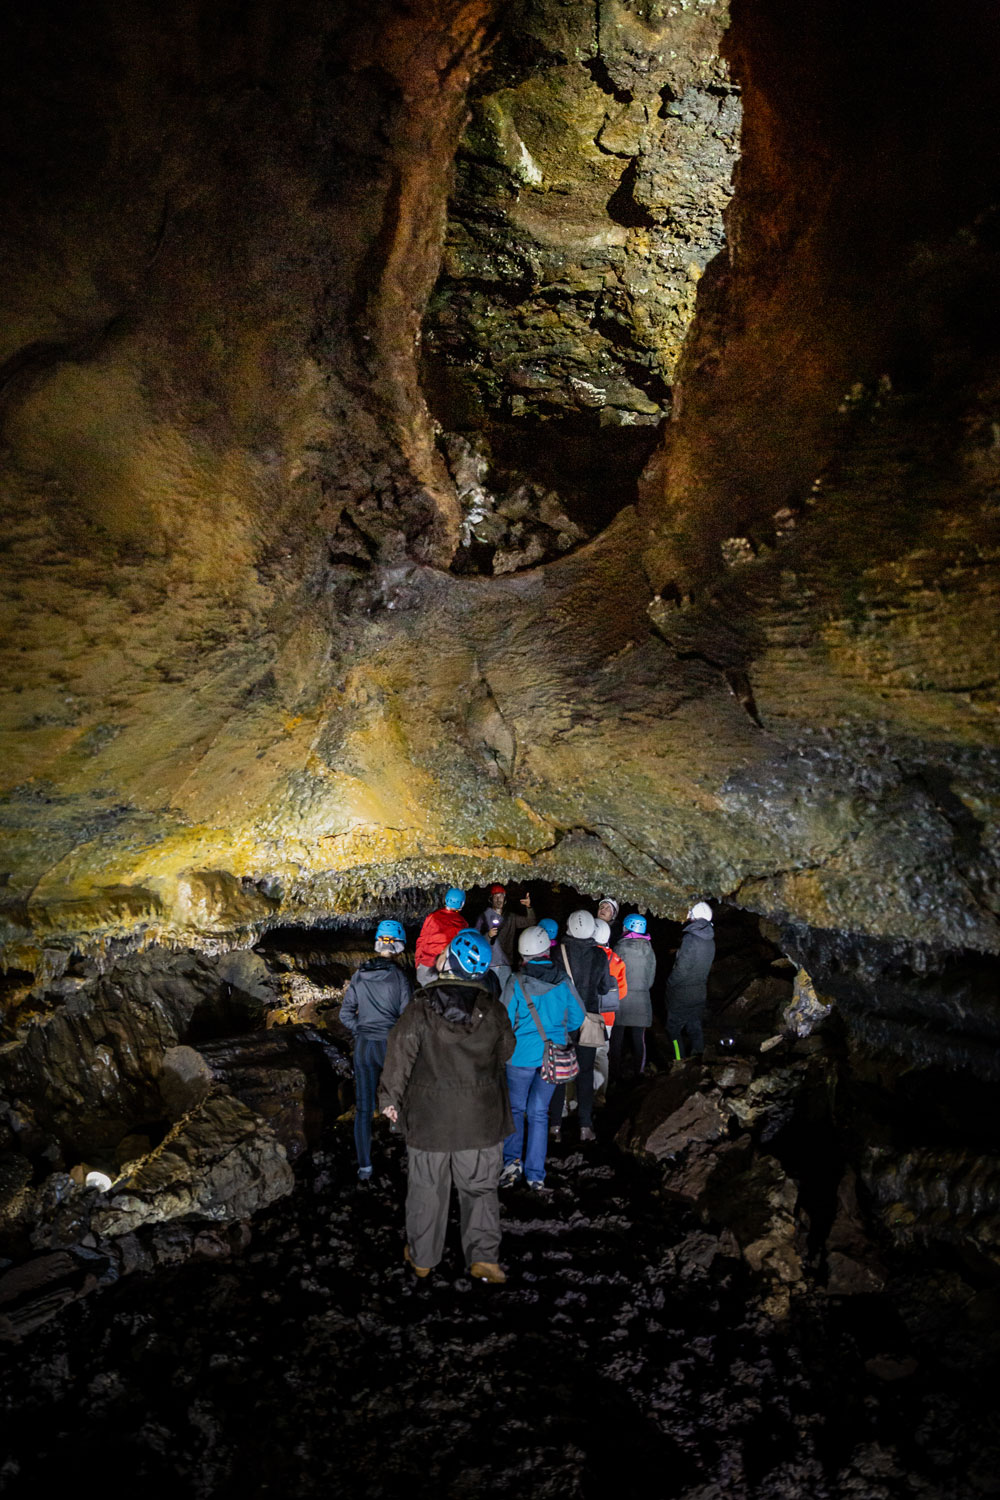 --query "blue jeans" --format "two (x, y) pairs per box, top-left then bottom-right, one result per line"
(503, 1064), (556, 1183)
(354, 1036), (387, 1170)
